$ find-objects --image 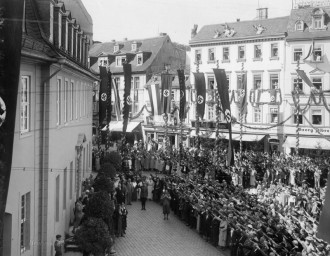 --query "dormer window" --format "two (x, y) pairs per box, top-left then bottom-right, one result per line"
(311, 8), (327, 30)
(132, 42), (137, 51)
(99, 57), (108, 67)
(137, 53), (143, 65)
(314, 17), (322, 29)
(114, 44), (119, 53)
(295, 20), (304, 31)
(116, 56), (126, 67)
